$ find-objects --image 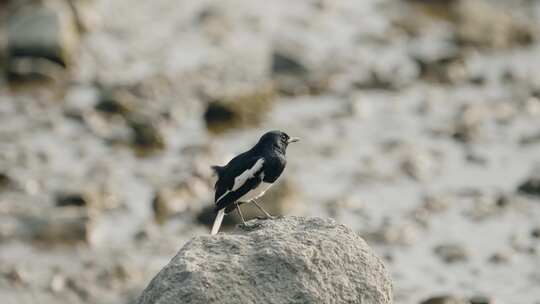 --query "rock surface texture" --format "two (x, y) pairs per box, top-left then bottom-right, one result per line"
(137, 216), (392, 304)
